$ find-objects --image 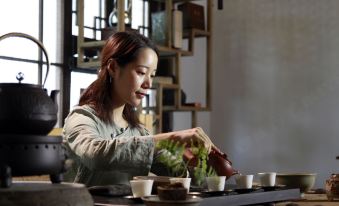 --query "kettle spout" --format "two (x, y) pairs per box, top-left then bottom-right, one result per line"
(232, 169), (240, 176)
(50, 90), (60, 103)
